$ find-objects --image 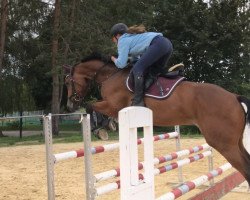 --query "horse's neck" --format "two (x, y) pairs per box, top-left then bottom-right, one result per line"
(95, 63), (125, 83)
(102, 63), (119, 75)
